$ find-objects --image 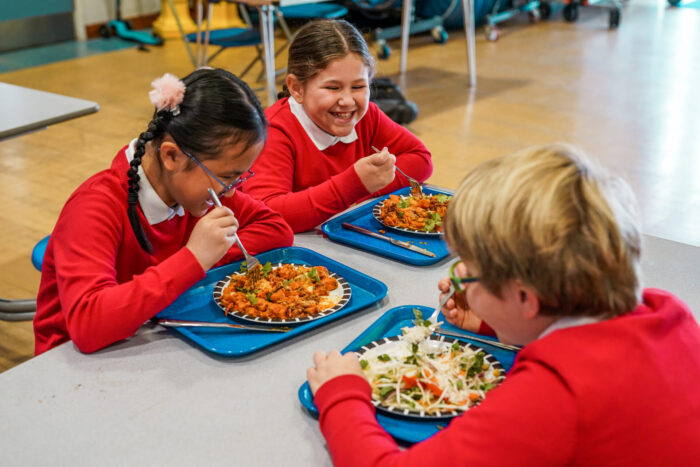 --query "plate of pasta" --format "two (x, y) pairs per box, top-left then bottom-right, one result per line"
(357, 316), (505, 419)
(372, 193), (451, 235)
(213, 262), (352, 324)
